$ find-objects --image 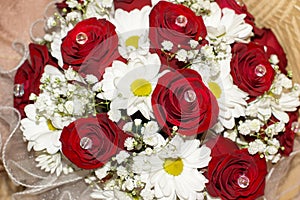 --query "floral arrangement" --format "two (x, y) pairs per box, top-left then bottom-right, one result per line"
(10, 0), (300, 199)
